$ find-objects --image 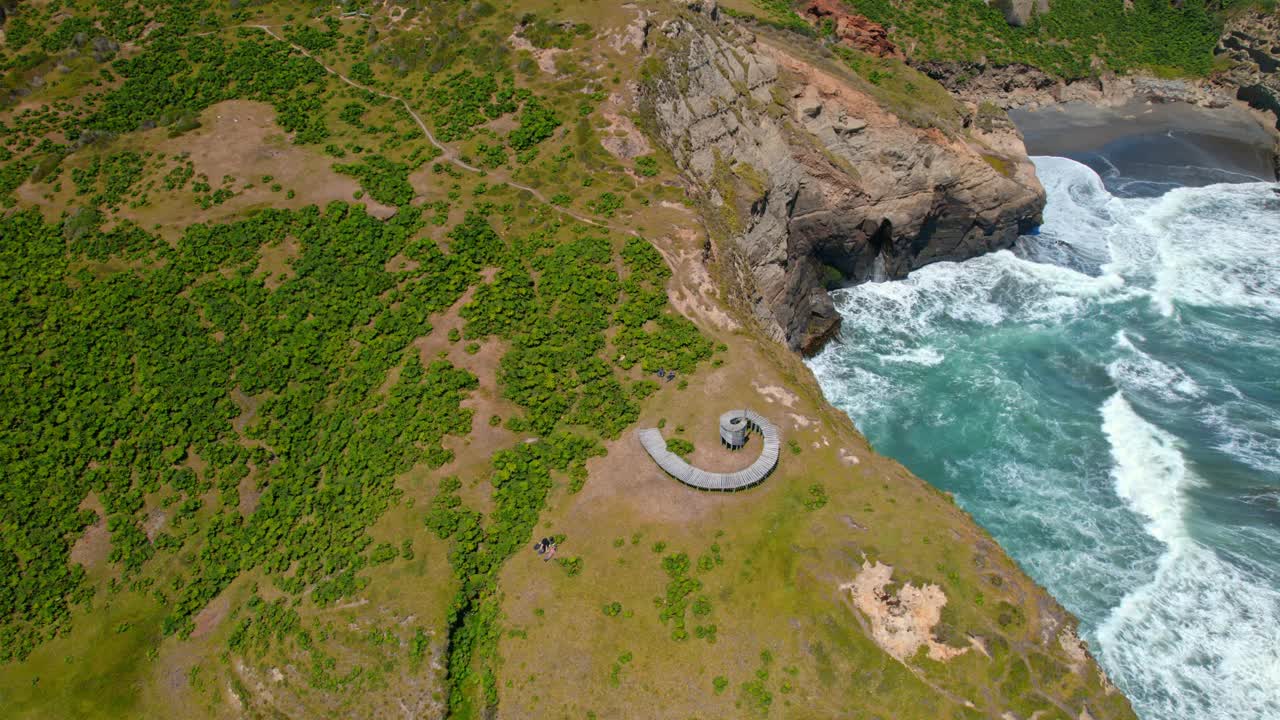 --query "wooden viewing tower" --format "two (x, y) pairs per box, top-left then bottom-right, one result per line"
(636, 409), (780, 491)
